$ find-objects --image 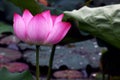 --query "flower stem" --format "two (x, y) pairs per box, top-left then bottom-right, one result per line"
(47, 44), (57, 80)
(36, 45), (40, 80)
